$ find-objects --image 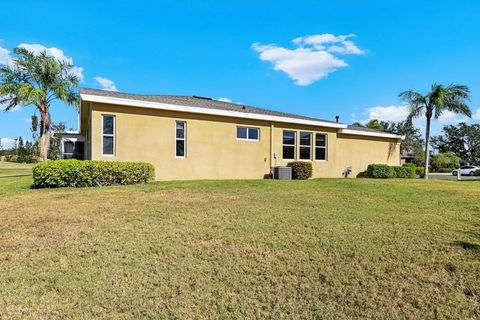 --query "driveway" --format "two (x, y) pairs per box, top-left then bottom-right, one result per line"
(427, 173), (480, 181)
